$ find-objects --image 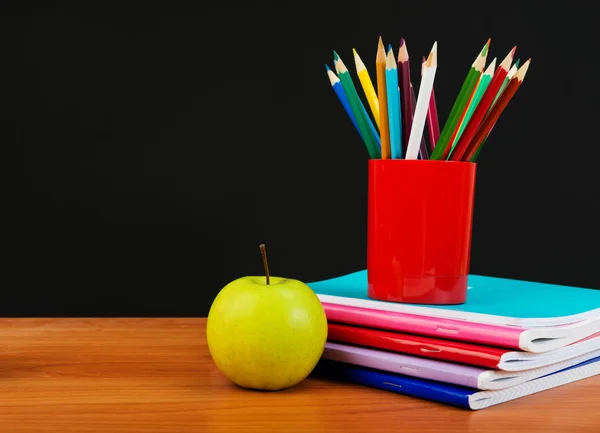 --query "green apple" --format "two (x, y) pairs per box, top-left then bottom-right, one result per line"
(206, 245), (328, 391)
